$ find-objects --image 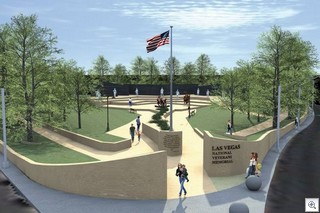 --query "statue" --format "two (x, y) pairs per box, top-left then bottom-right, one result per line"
(197, 88), (200, 95)
(160, 87), (164, 96)
(113, 88), (117, 98)
(135, 88), (139, 96)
